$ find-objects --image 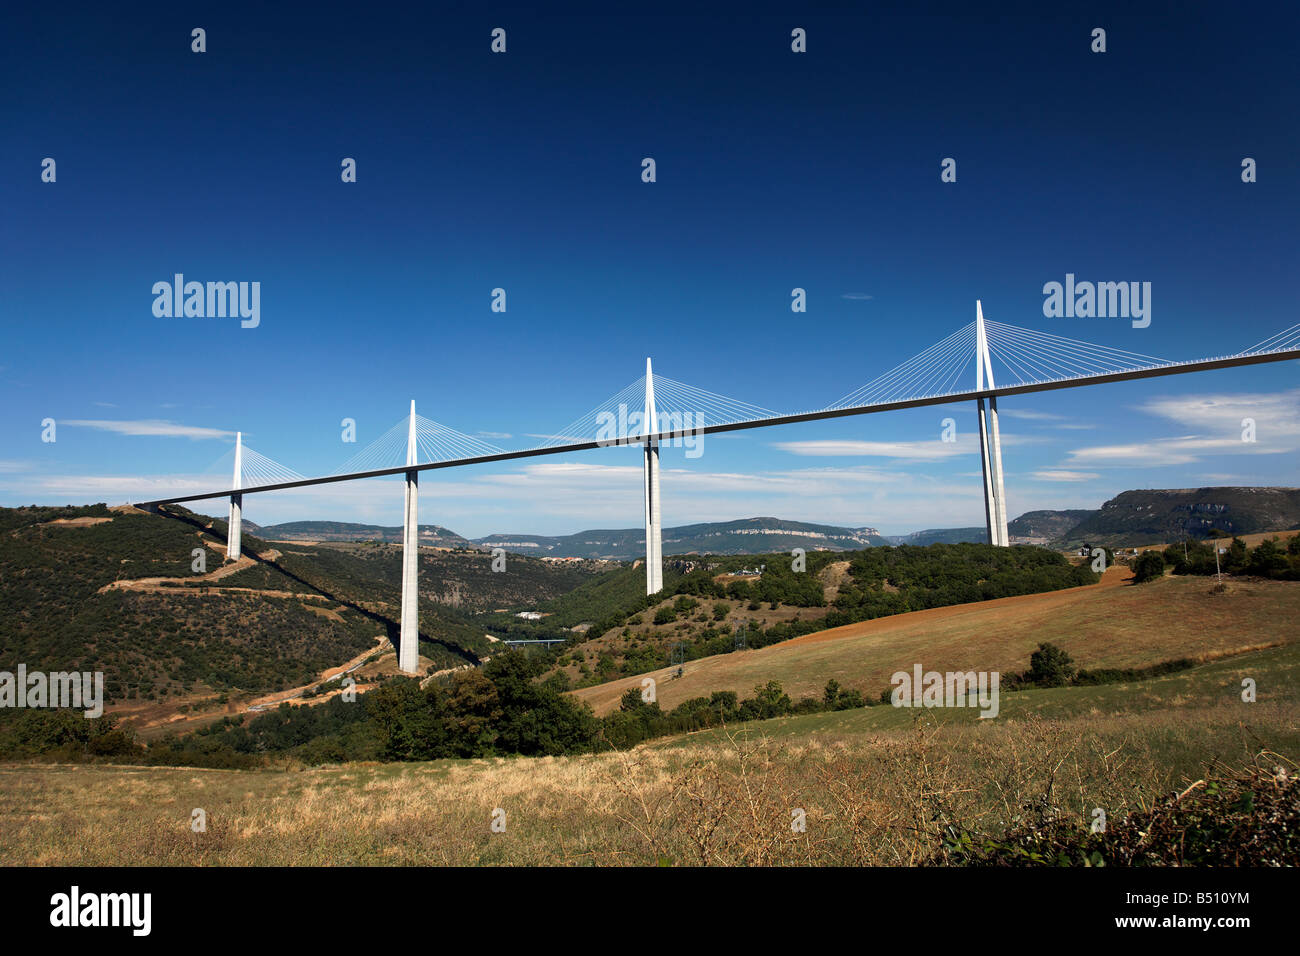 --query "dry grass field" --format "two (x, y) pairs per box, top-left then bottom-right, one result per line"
(1, 700), (1293, 866)
(3, 572), (1296, 866)
(572, 572), (1300, 715)
(2, 639), (1296, 866)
